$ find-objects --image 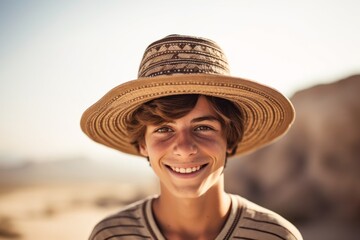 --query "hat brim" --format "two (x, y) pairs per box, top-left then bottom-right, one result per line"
(81, 74), (295, 157)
